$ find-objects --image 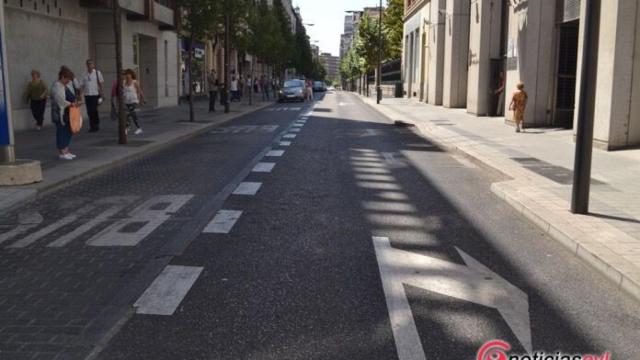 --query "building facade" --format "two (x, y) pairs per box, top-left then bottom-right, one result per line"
(401, 0), (640, 150)
(4, 0), (179, 131)
(319, 53), (340, 83)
